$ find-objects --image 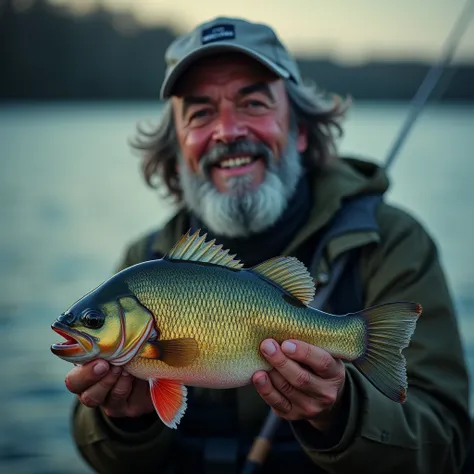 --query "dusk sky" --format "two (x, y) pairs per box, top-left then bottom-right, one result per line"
(48, 0), (474, 63)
